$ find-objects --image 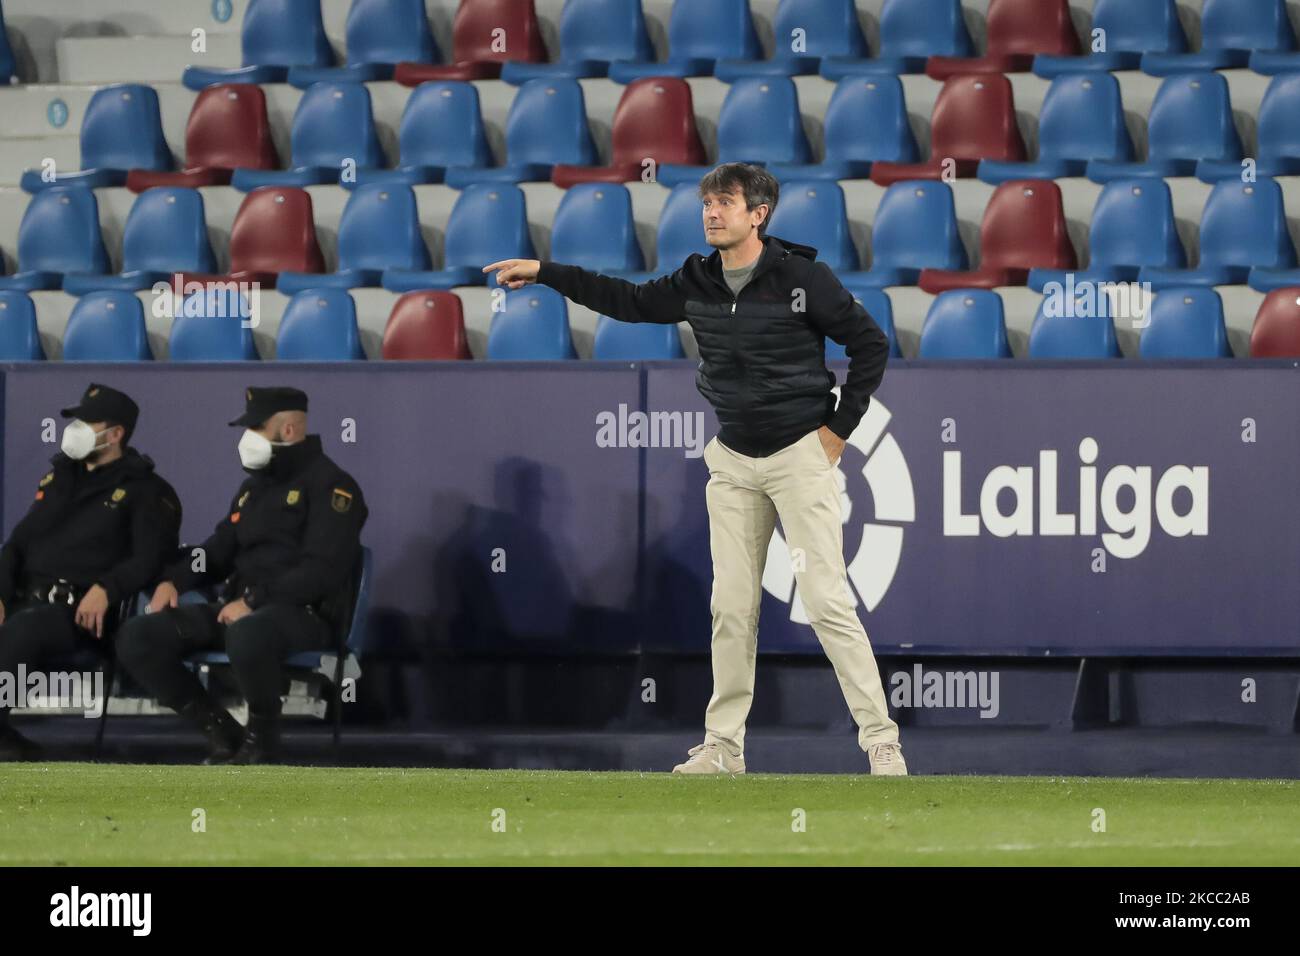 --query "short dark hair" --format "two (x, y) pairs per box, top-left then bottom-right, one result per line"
(698, 163), (779, 237)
